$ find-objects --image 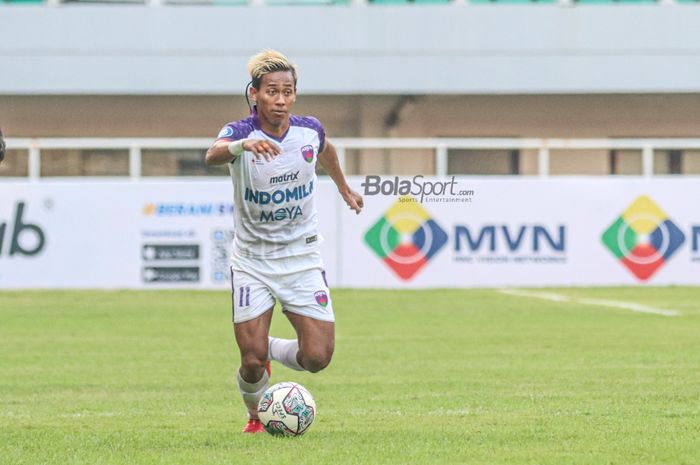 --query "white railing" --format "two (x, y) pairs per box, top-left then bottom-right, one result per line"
(5, 137), (700, 179)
